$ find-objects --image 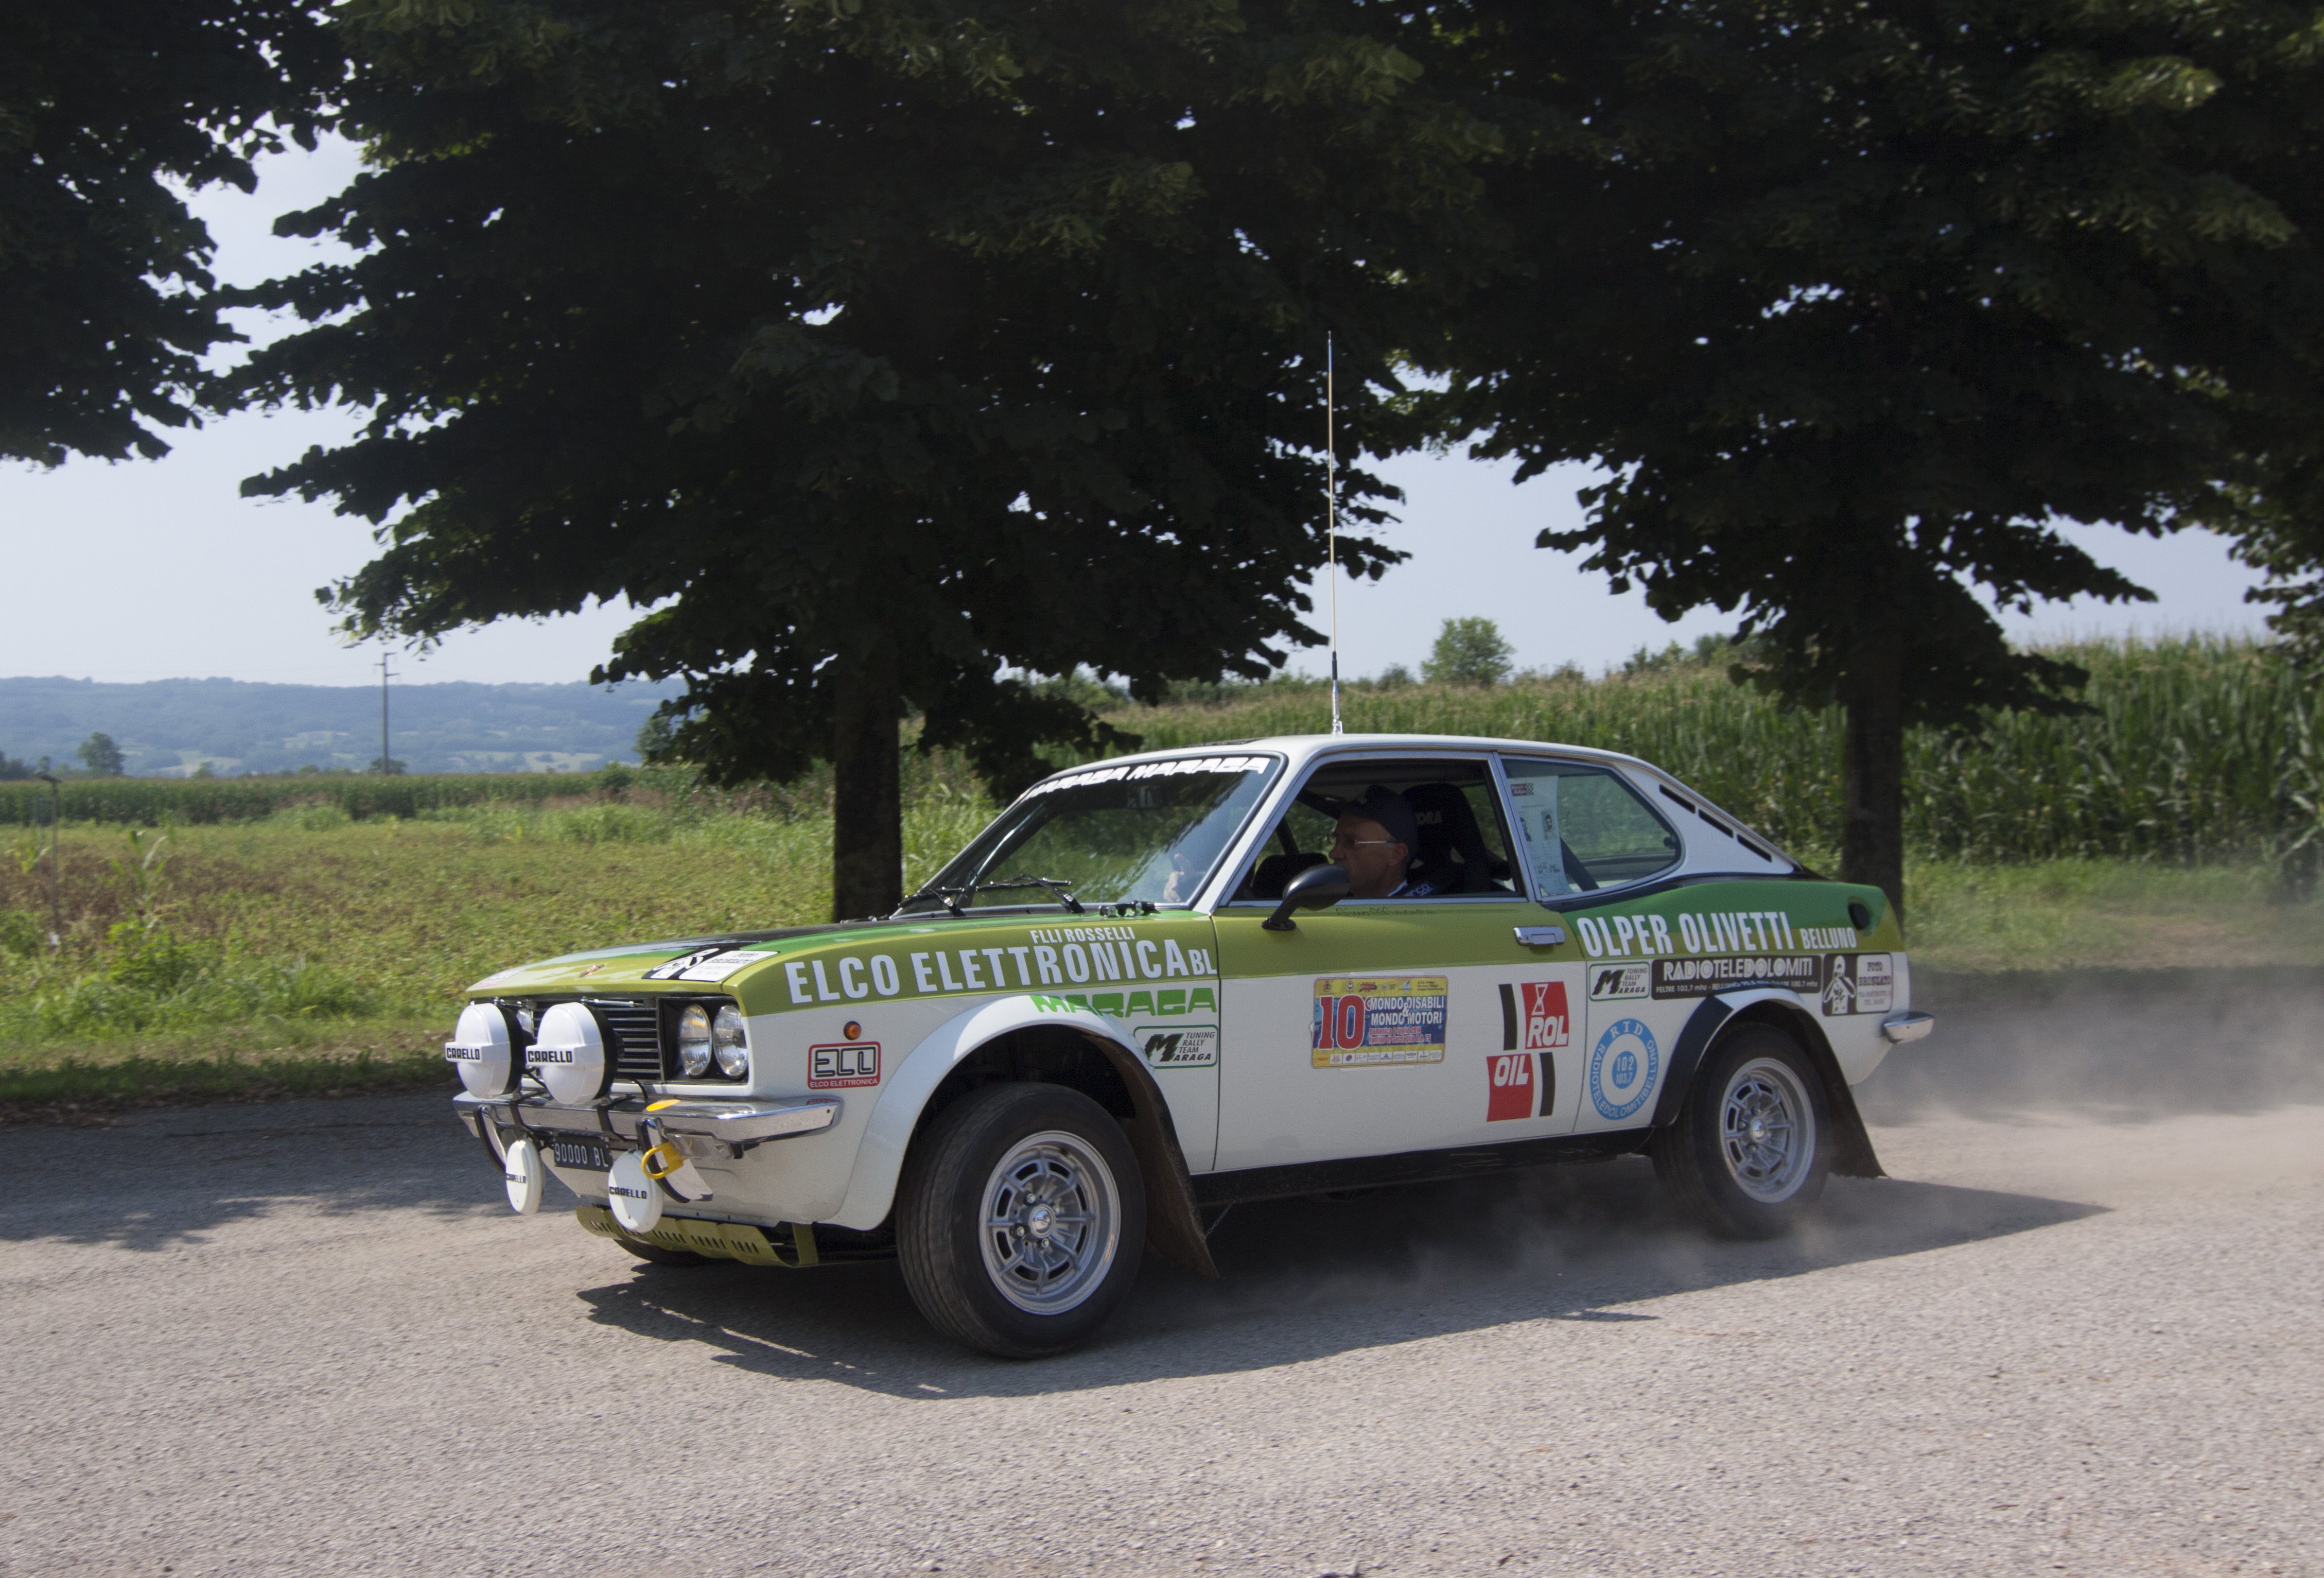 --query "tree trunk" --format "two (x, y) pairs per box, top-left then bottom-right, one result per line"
(1838, 629), (1907, 932)
(831, 638), (902, 921)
